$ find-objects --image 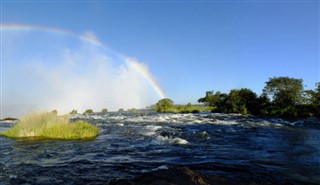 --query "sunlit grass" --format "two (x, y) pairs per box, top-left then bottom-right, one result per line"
(1, 112), (99, 139)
